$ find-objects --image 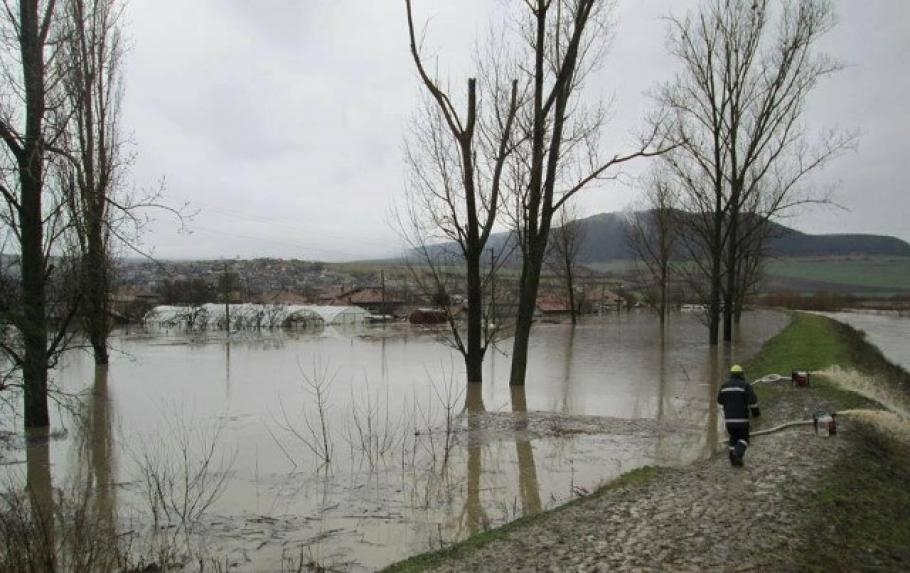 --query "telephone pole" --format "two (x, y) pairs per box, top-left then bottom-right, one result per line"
(380, 269), (386, 316)
(489, 248), (496, 324)
(223, 262), (230, 333)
